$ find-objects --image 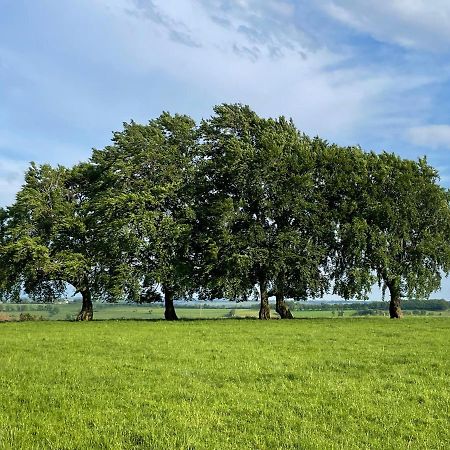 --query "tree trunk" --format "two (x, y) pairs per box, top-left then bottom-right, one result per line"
(259, 276), (271, 320)
(387, 278), (402, 319)
(163, 286), (178, 321)
(76, 286), (93, 321)
(276, 291), (293, 319)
